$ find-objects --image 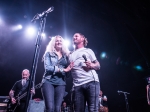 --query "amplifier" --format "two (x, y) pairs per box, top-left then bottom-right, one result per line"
(27, 100), (45, 112)
(0, 96), (9, 103)
(0, 96), (9, 112)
